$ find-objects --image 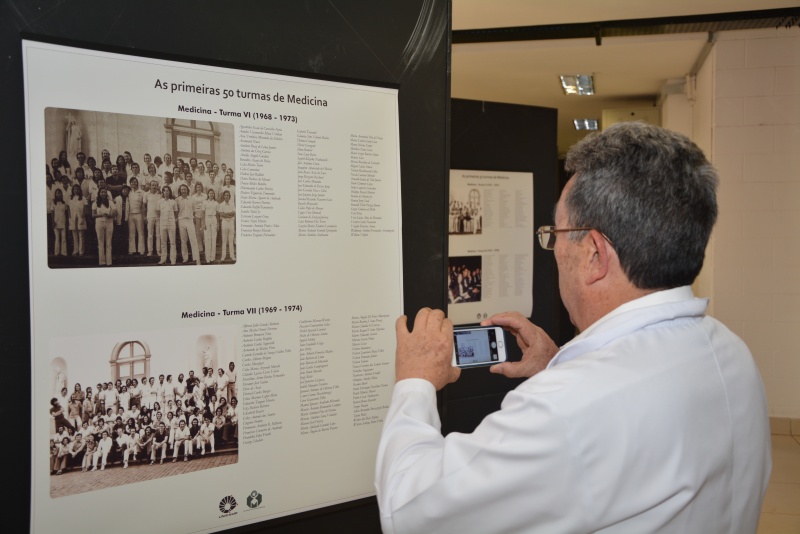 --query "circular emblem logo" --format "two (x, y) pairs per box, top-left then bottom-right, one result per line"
(219, 495), (238, 514)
